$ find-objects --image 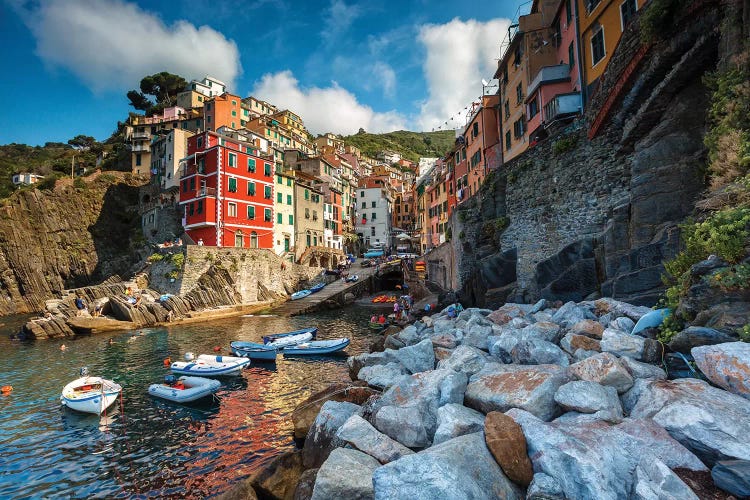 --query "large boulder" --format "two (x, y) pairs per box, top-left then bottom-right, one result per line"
(526, 473), (564, 500)
(371, 432), (523, 499)
(594, 298), (652, 321)
(302, 401), (361, 469)
(374, 405), (430, 448)
(357, 363), (409, 390)
(465, 363), (569, 420)
(551, 301), (595, 328)
(511, 338), (570, 366)
(292, 382), (376, 439)
(293, 468), (317, 500)
(520, 322), (562, 343)
(559, 333), (601, 354)
(433, 403), (485, 445)
(692, 342), (750, 400)
(630, 378), (750, 465)
(336, 415), (414, 464)
(461, 318), (495, 350)
(618, 356), (667, 380)
(634, 457), (699, 500)
(247, 450), (304, 500)
(348, 351), (397, 379)
(553, 380), (622, 421)
(711, 460), (750, 498)
(311, 448), (379, 500)
(488, 303), (529, 326)
(569, 319), (605, 339)
(484, 411), (534, 486)
(436, 344), (489, 376)
(391, 339), (435, 374)
(600, 328), (660, 362)
(667, 326), (738, 354)
(568, 352), (634, 394)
